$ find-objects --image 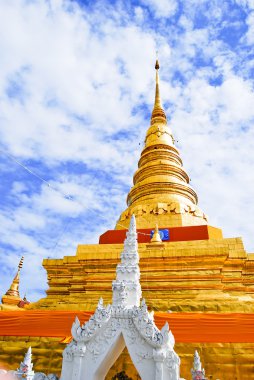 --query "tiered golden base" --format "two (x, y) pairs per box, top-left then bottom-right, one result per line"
(1, 295), (22, 307)
(29, 236), (254, 313)
(1, 234), (254, 379)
